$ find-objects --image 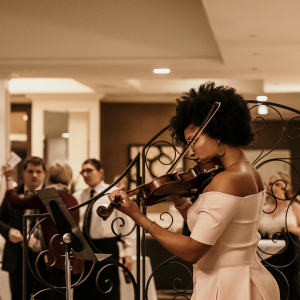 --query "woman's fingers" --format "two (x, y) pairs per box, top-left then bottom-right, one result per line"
(108, 186), (125, 202)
